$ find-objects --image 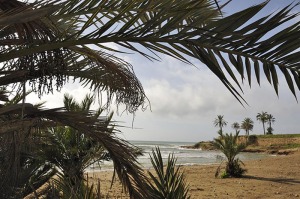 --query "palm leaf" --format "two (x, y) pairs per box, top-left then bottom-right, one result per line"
(2, 0), (299, 103)
(0, 103), (149, 198)
(147, 147), (190, 199)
